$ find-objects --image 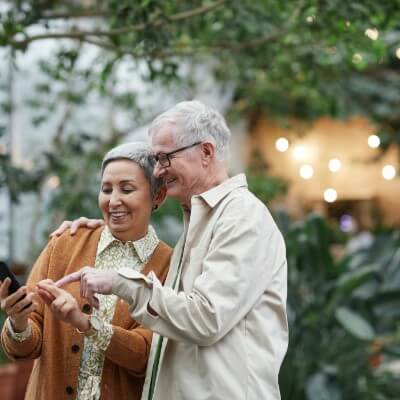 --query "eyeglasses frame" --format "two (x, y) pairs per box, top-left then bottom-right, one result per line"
(151, 141), (202, 167)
